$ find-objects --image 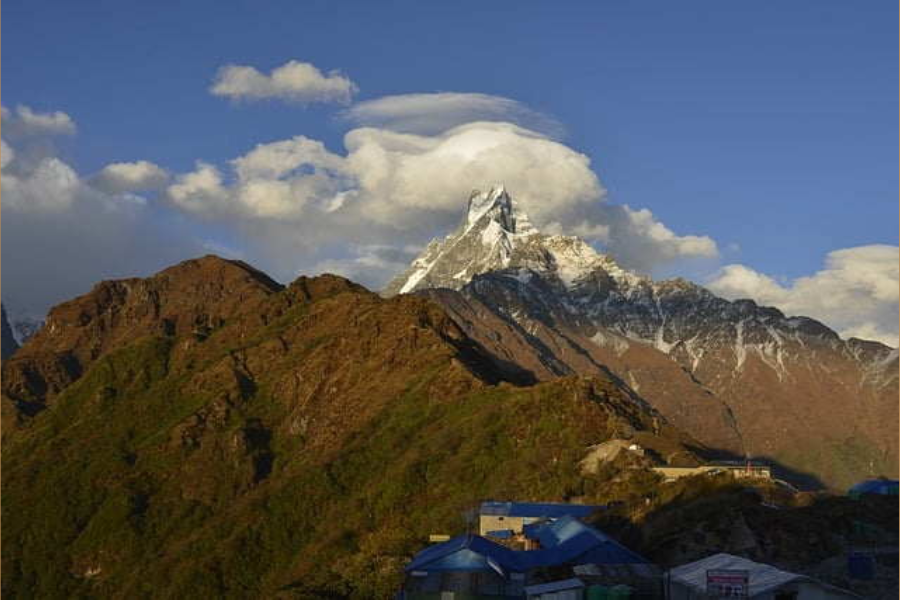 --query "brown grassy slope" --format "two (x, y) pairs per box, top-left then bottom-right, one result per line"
(2, 256), (700, 598)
